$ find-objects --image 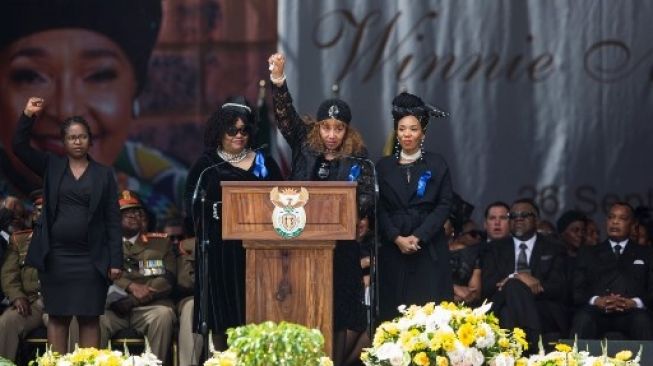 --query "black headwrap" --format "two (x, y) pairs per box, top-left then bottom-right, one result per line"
(391, 92), (448, 130)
